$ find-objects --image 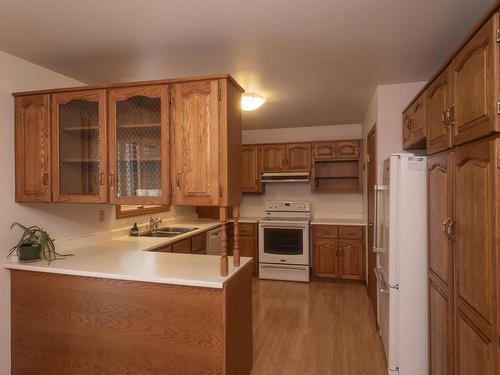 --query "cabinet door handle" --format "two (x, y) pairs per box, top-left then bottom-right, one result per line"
(99, 172), (104, 187)
(177, 171), (181, 190)
(442, 217), (451, 233)
(109, 172), (115, 190)
(446, 219), (456, 240)
(448, 104), (456, 126)
(43, 172), (49, 186)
